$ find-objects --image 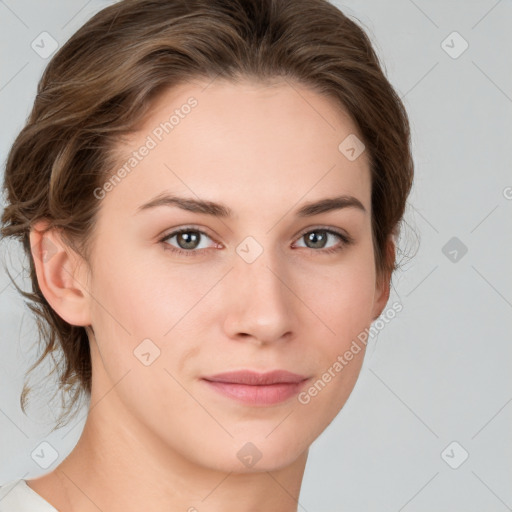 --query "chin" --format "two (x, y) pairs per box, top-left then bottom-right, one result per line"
(216, 432), (310, 473)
